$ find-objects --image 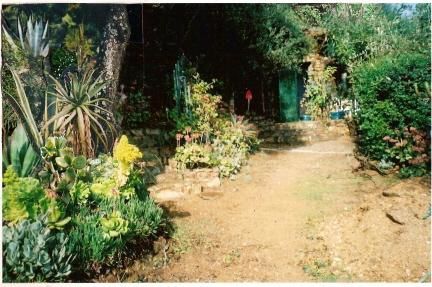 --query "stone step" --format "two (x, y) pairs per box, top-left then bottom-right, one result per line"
(148, 167), (222, 203)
